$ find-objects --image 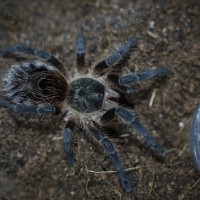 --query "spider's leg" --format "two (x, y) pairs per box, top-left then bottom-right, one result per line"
(115, 107), (164, 155)
(0, 45), (66, 75)
(108, 67), (169, 86)
(88, 126), (132, 193)
(76, 30), (85, 70)
(107, 73), (137, 94)
(94, 37), (139, 76)
(0, 98), (10, 109)
(116, 85), (137, 94)
(0, 98), (60, 115)
(63, 119), (75, 167)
